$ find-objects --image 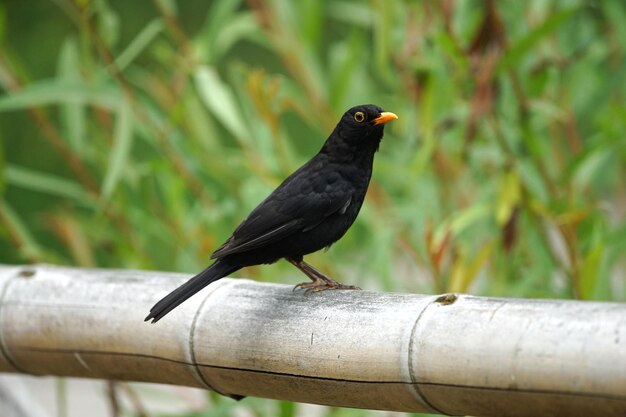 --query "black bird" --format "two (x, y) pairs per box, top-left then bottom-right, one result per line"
(145, 104), (397, 323)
